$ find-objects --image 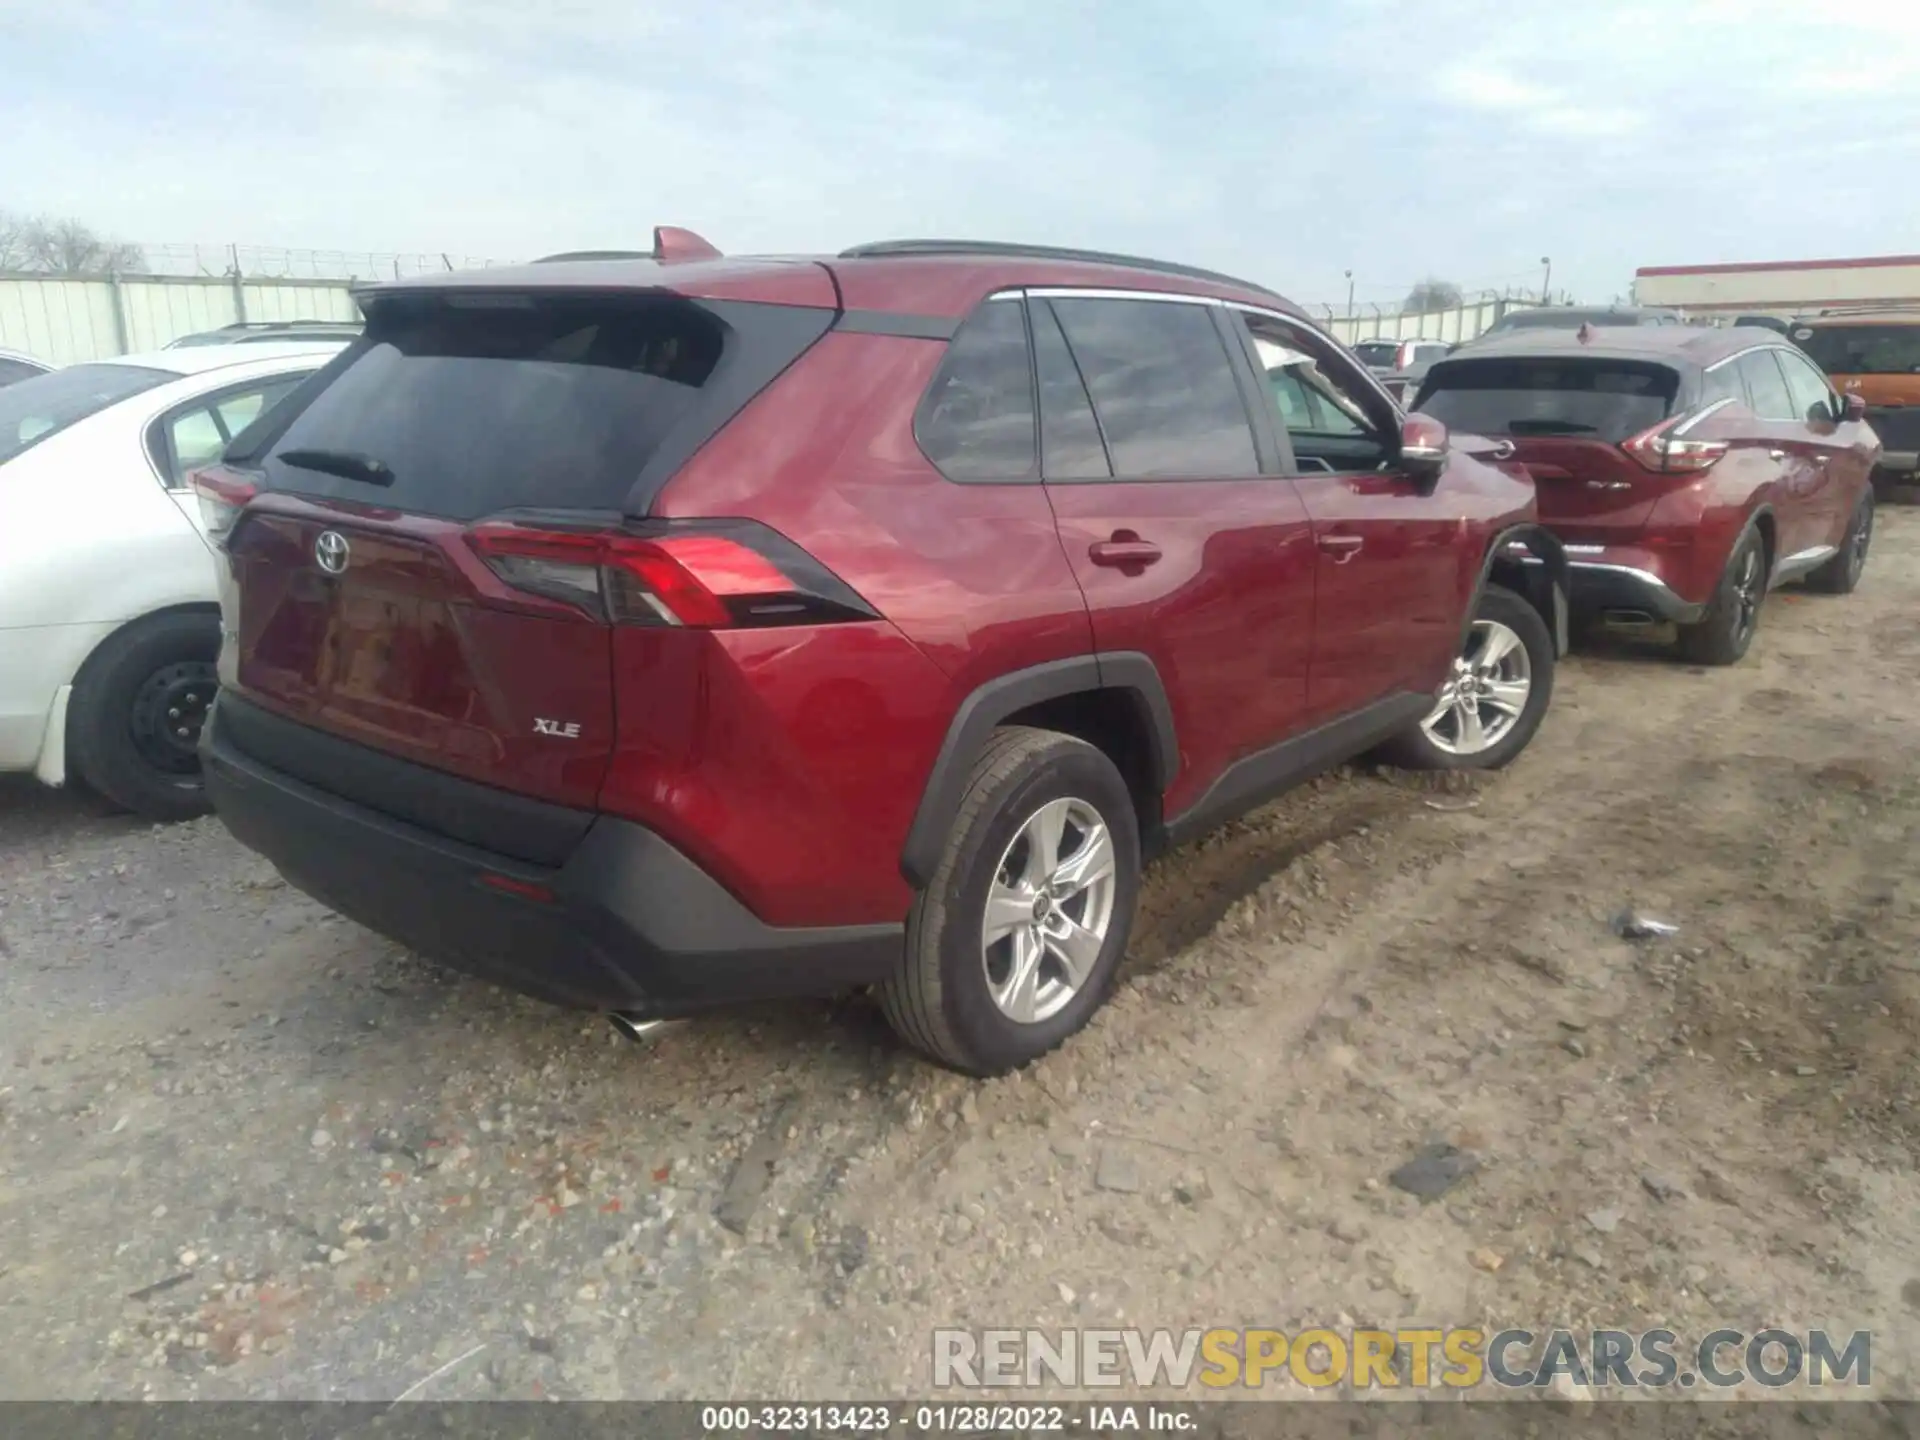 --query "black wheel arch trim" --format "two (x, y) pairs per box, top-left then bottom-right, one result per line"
(899, 652), (1177, 889)
(1475, 523), (1570, 659)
